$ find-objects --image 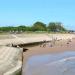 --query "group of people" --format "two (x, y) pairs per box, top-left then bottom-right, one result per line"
(40, 38), (73, 48)
(40, 38), (57, 48)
